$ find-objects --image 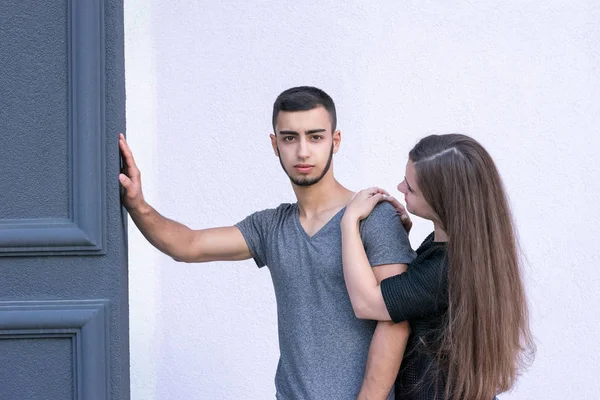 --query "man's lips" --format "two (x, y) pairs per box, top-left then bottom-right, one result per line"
(294, 164), (314, 173)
